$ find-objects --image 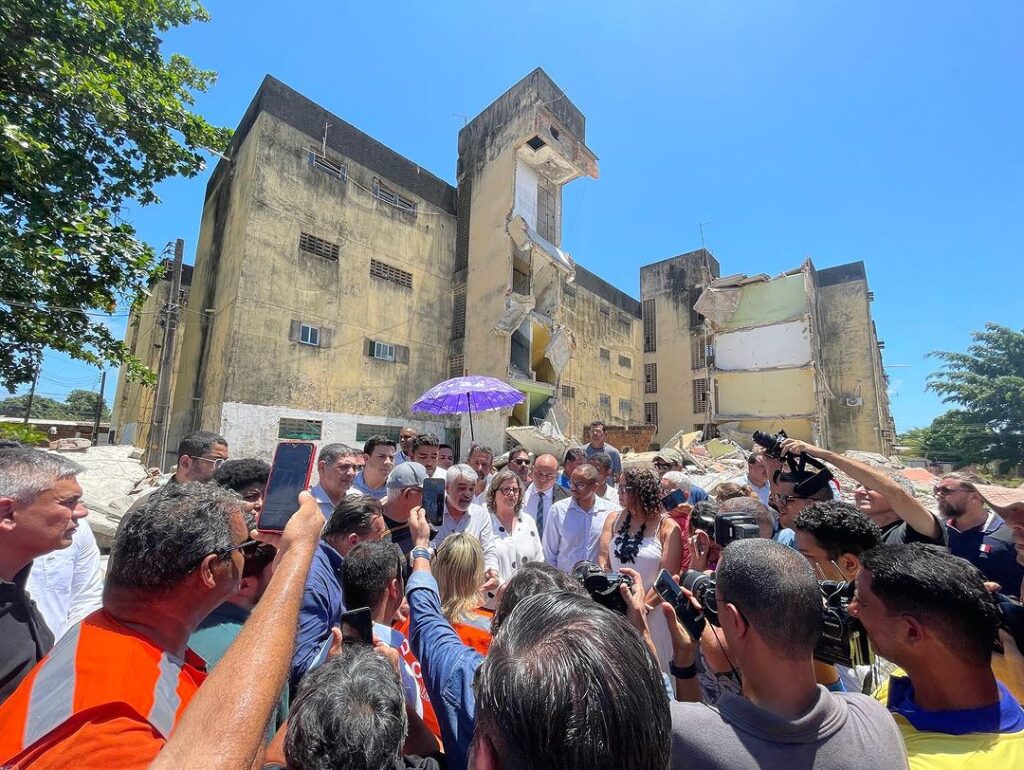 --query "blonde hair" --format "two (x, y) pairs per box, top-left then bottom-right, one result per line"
(433, 532), (484, 623)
